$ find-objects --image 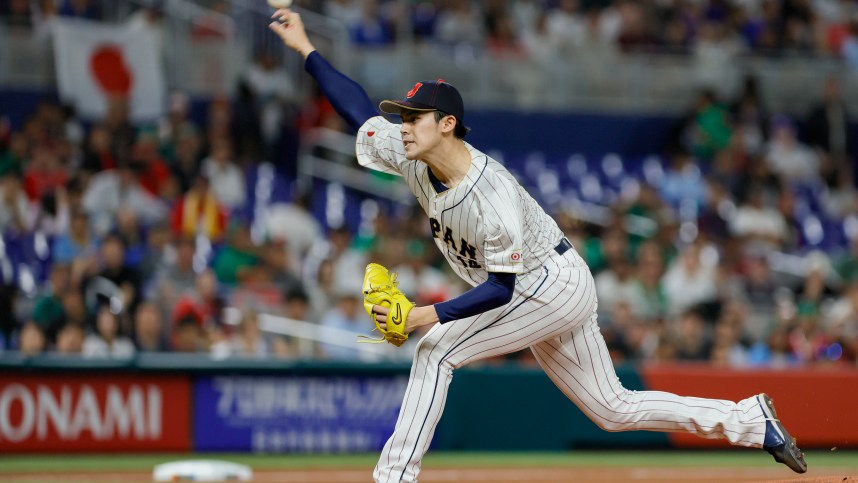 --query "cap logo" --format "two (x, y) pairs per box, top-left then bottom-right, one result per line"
(406, 82), (423, 98)
(367, 131), (375, 137)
